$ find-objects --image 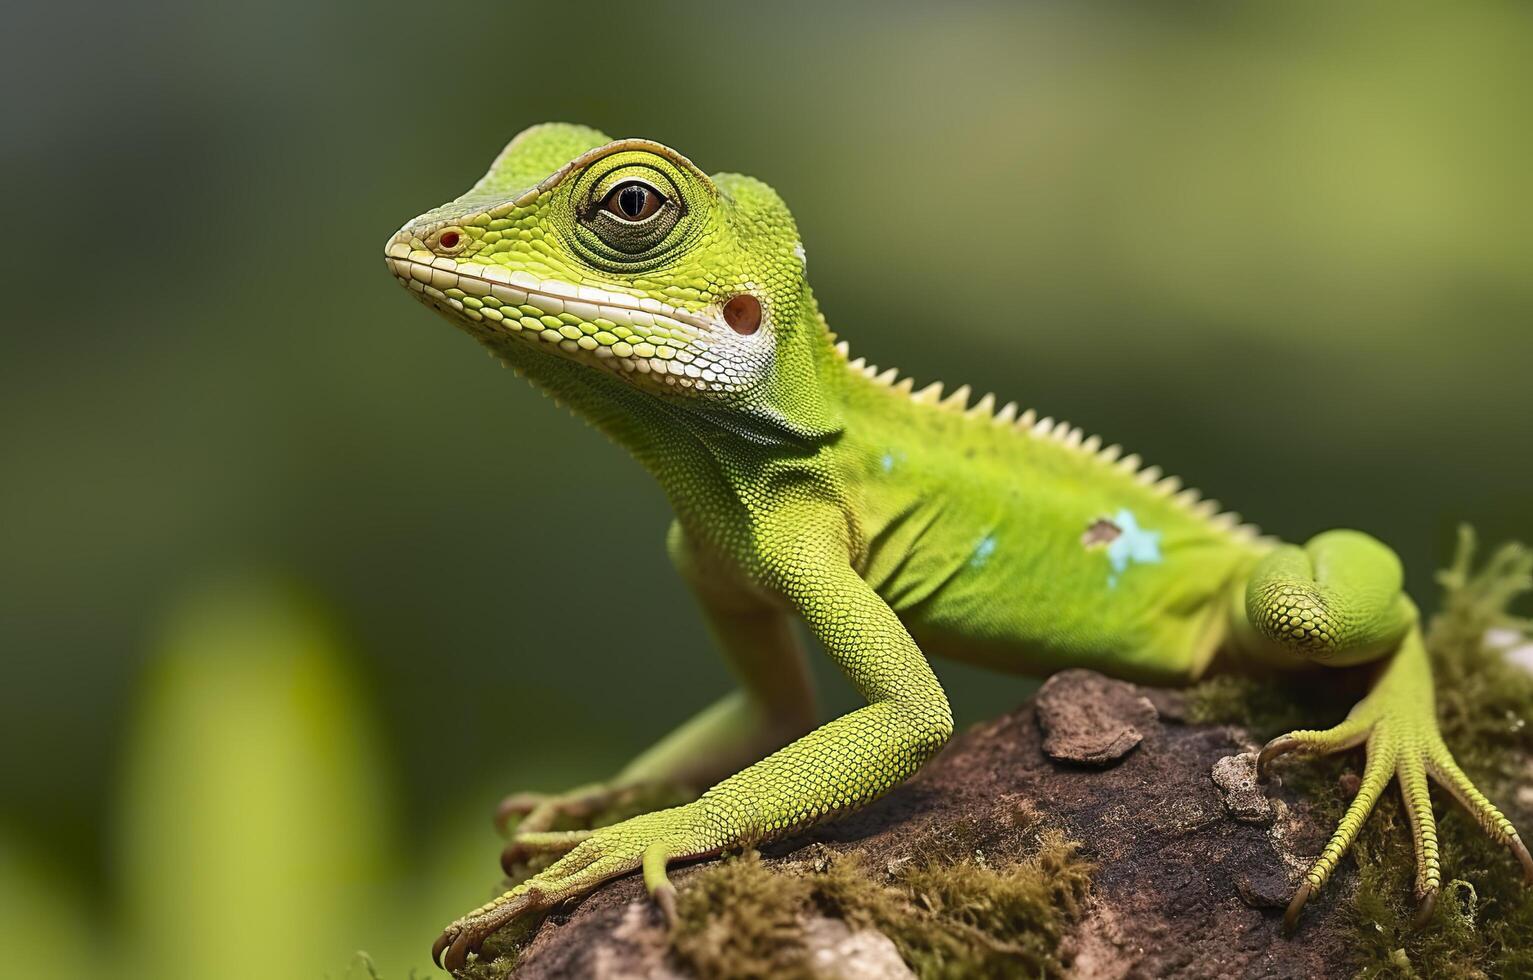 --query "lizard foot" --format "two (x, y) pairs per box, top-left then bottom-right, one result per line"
(493, 781), (698, 878)
(1259, 711), (1532, 932)
(434, 802), (721, 973)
